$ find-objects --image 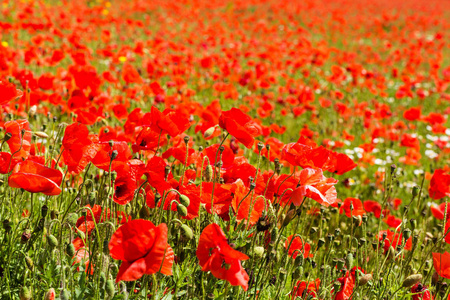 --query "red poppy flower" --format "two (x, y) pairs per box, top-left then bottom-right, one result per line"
(433, 252), (450, 279)
(62, 123), (100, 174)
(285, 235), (313, 259)
(340, 197), (365, 218)
(8, 160), (63, 195)
(219, 108), (260, 149)
(109, 219), (173, 282)
(429, 169), (450, 200)
(196, 223), (249, 290)
(332, 268), (361, 300)
(411, 283), (433, 300)
(431, 203), (450, 220)
(378, 230), (412, 253)
(363, 200), (382, 218)
(3, 119), (32, 160)
(150, 106), (190, 137)
(0, 79), (23, 105)
(292, 279), (320, 299)
(290, 168), (338, 207)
